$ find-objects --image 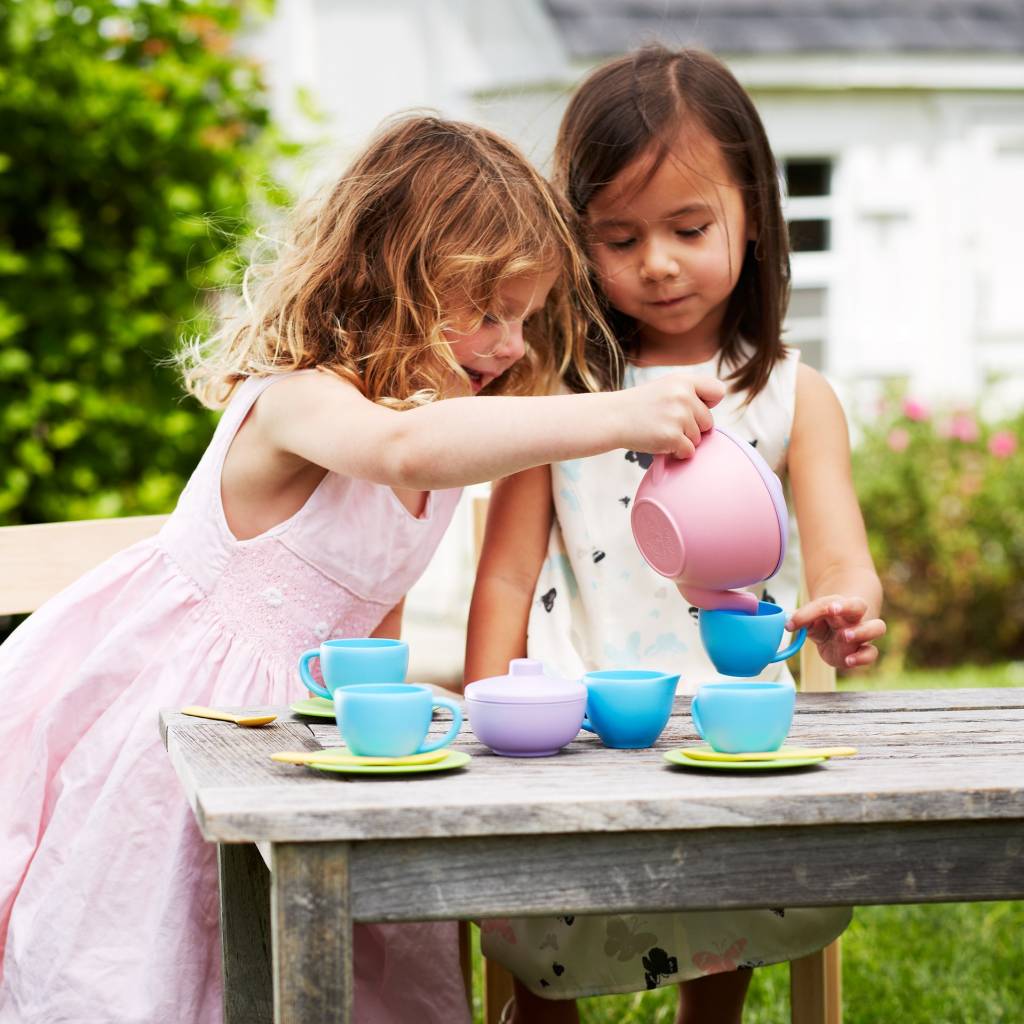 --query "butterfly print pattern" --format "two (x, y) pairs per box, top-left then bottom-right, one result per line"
(540, 588), (556, 613)
(480, 918), (517, 944)
(604, 917), (658, 963)
(642, 946), (679, 990)
(625, 450), (654, 470)
(691, 938), (748, 976)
